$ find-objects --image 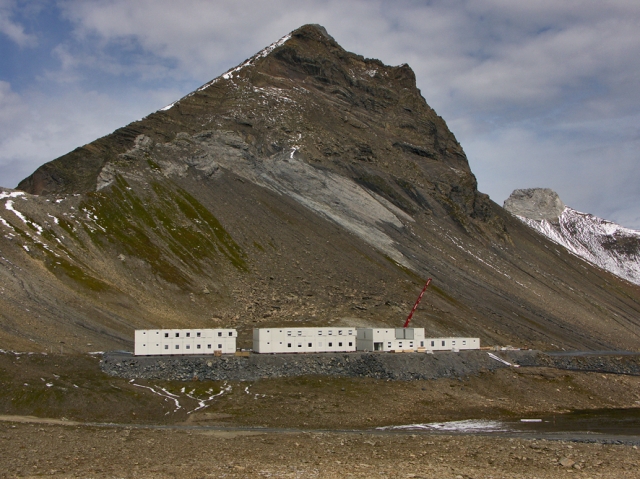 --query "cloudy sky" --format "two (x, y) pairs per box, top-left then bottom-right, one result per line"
(1, 0), (639, 228)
